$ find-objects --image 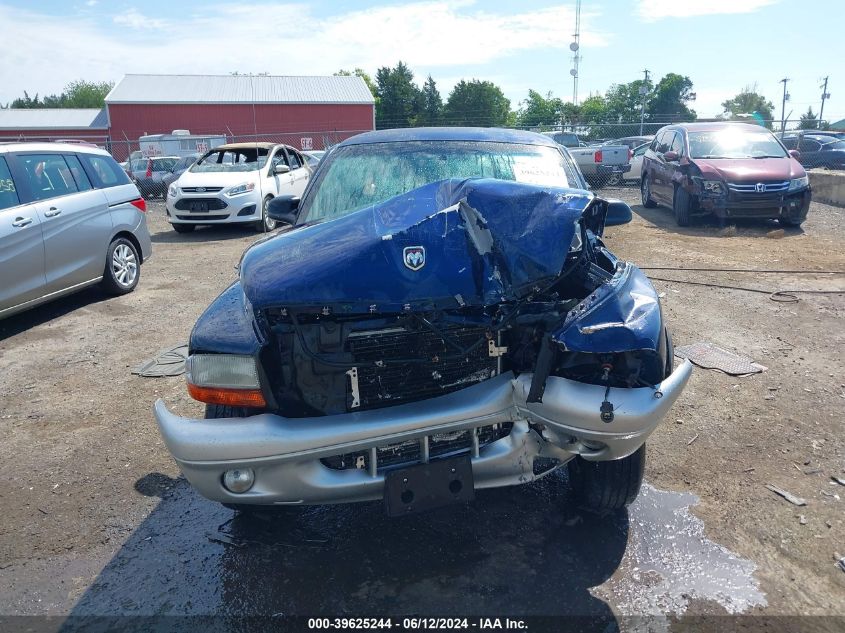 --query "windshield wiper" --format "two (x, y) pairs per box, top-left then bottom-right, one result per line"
(752, 155), (784, 159)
